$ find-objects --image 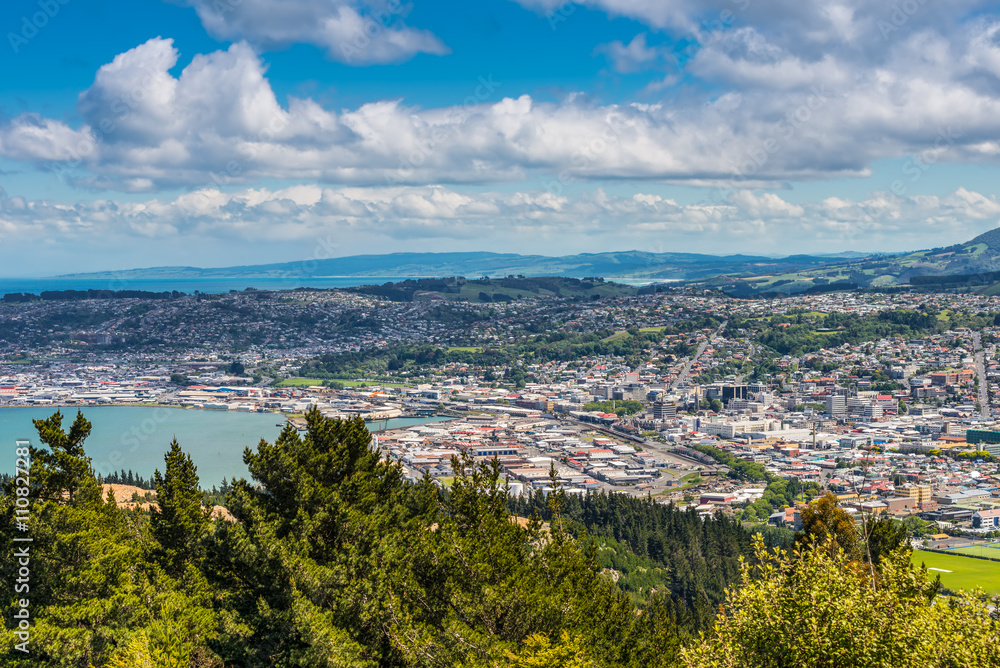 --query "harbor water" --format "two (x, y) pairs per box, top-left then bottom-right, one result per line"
(0, 406), (449, 486)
